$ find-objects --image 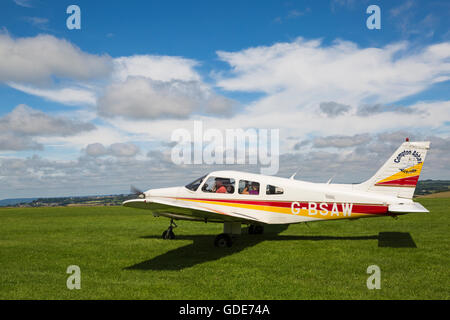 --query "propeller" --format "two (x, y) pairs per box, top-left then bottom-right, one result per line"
(130, 185), (145, 198)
